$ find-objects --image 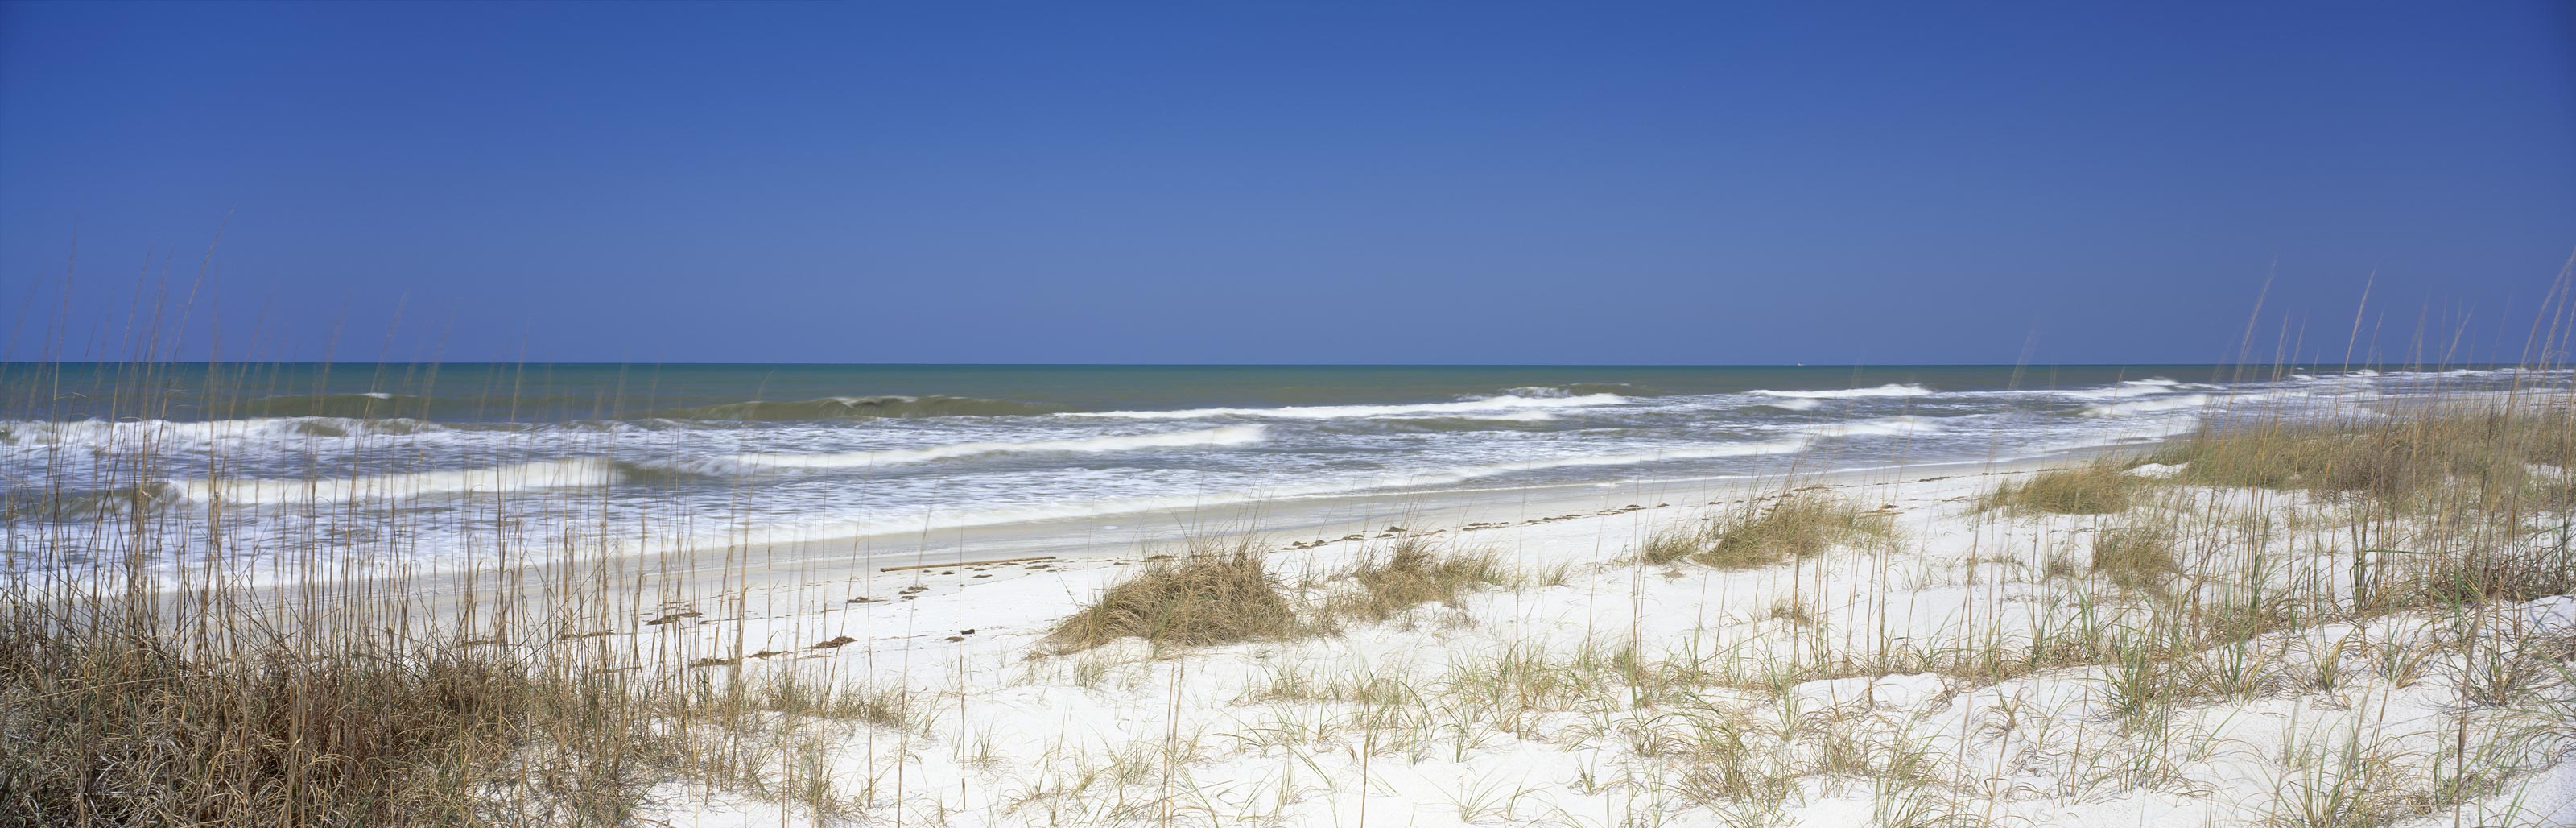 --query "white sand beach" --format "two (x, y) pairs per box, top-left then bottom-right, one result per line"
(545, 457), (2576, 828)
